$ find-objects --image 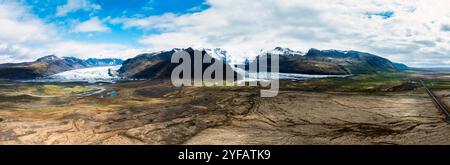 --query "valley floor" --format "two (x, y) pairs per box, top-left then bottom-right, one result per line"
(0, 72), (449, 145)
